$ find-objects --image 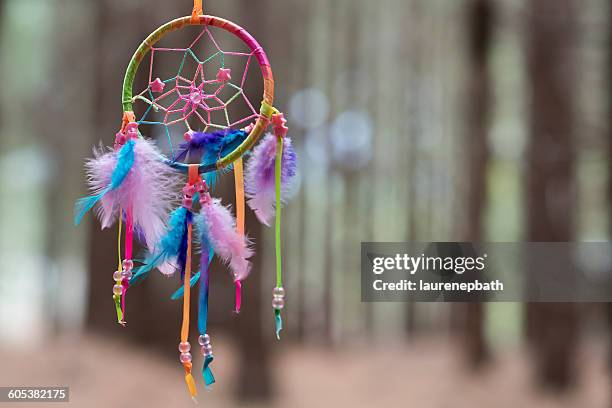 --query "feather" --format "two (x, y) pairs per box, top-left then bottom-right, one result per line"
(174, 129), (247, 164)
(196, 198), (253, 281)
(74, 140), (135, 225)
(78, 138), (181, 255)
(173, 129), (248, 189)
(244, 133), (298, 226)
(170, 271), (201, 300)
(130, 206), (189, 284)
